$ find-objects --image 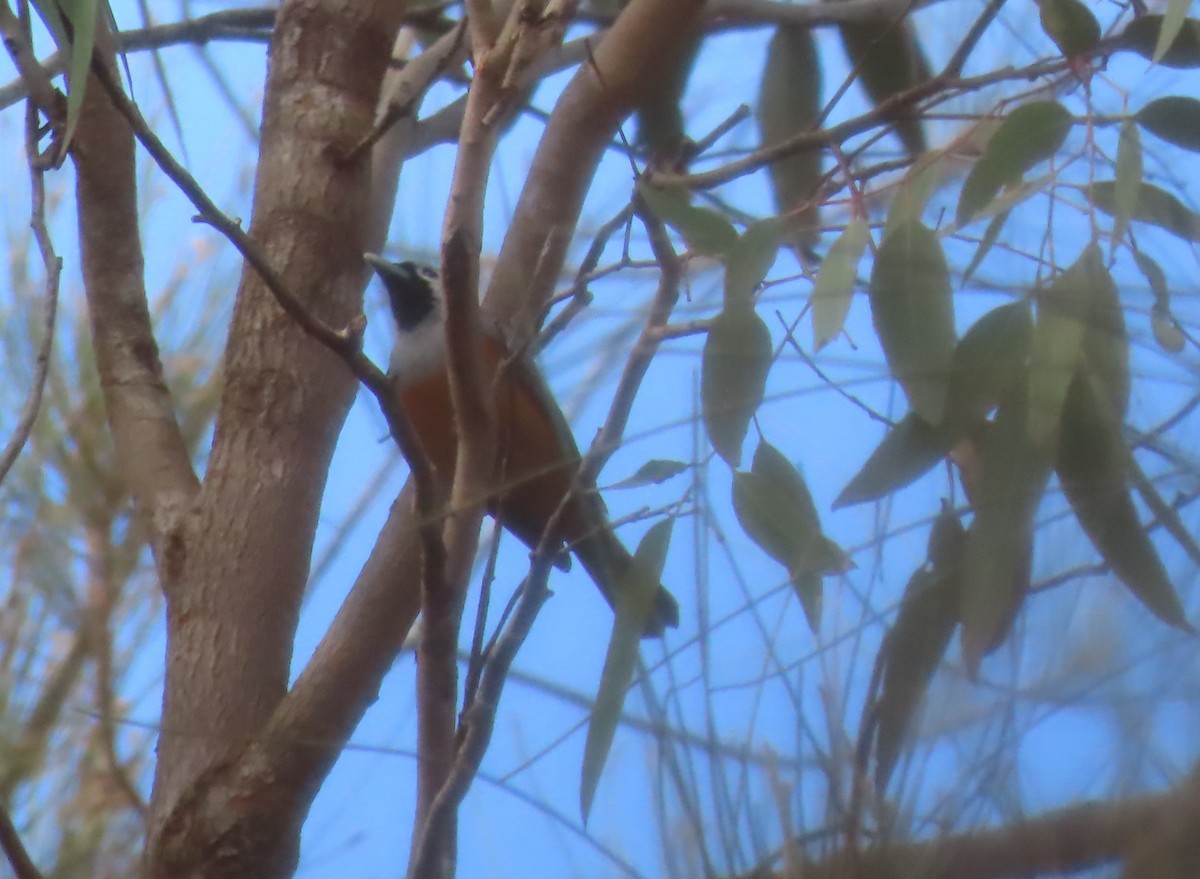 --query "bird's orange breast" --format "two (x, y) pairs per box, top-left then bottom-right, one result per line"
(397, 335), (589, 552)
